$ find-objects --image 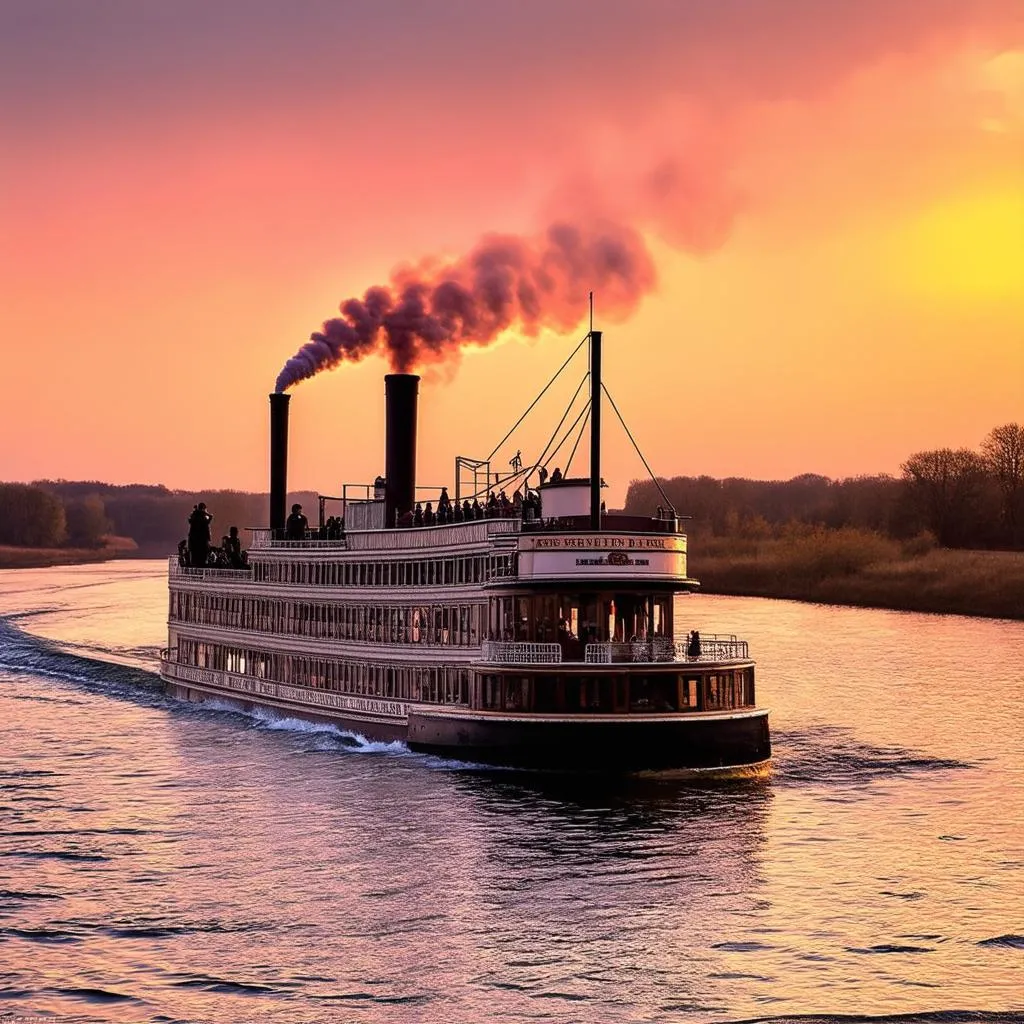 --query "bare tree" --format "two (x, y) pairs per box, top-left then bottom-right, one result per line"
(900, 448), (988, 548)
(981, 423), (1024, 548)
